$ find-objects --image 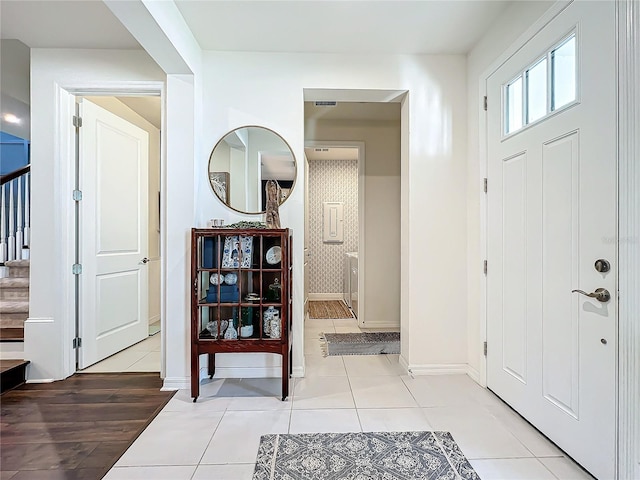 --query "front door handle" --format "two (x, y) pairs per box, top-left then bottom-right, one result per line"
(571, 288), (611, 303)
